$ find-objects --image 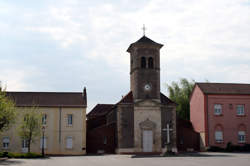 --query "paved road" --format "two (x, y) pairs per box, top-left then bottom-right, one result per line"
(1, 152), (250, 166)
